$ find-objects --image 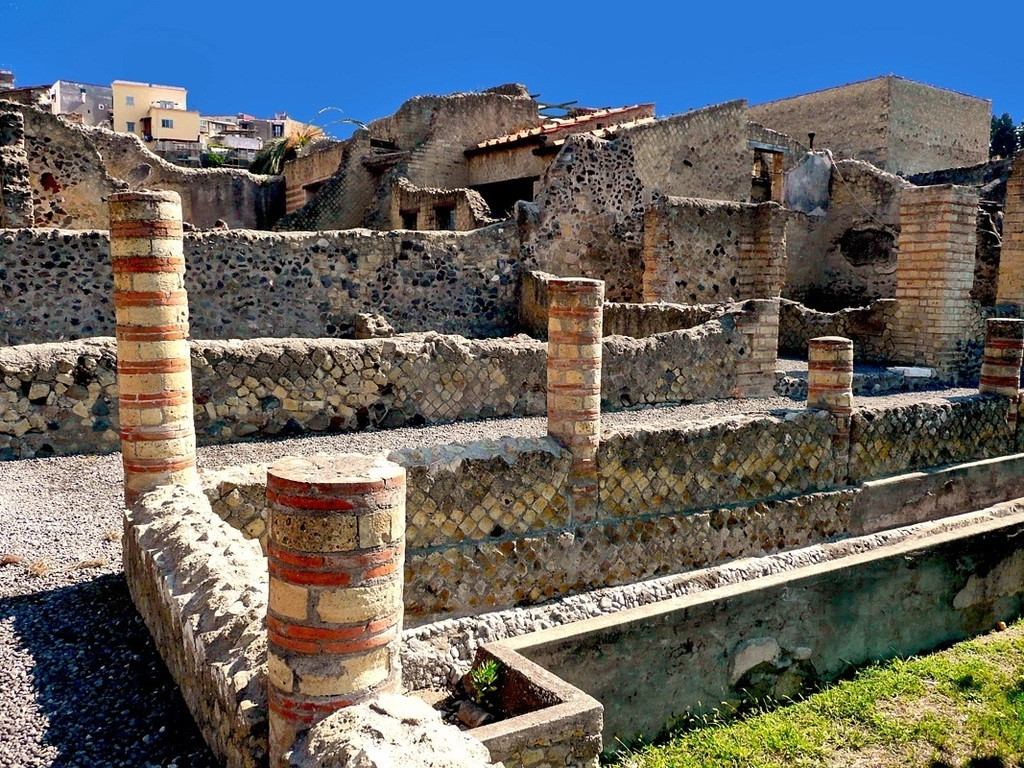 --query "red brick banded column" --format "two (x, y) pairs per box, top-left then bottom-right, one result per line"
(547, 278), (604, 519)
(808, 336), (854, 434)
(266, 453), (406, 768)
(109, 190), (197, 508)
(979, 319), (1024, 397)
